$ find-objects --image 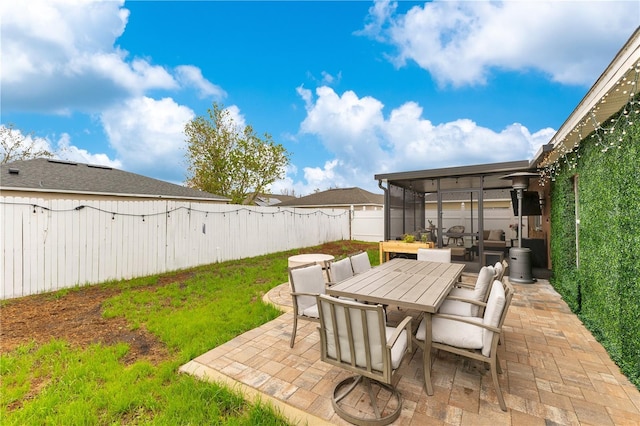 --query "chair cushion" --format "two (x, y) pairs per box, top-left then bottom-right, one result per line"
(471, 266), (495, 314)
(438, 297), (473, 316)
(417, 248), (451, 263)
(439, 286), (474, 316)
(487, 229), (503, 241)
(350, 252), (371, 275)
(386, 326), (408, 370)
(439, 265), (494, 317)
(493, 261), (504, 280)
(482, 280), (506, 357)
(416, 316), (483, 350)
(302, 304), (319, 318)
(290, 264), (326, 311)
(330, 258), (354, 283)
